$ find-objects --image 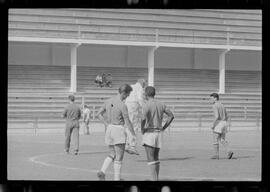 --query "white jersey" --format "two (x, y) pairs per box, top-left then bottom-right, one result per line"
(125, 82), (144, 106)
(82, 108), (91, 122)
